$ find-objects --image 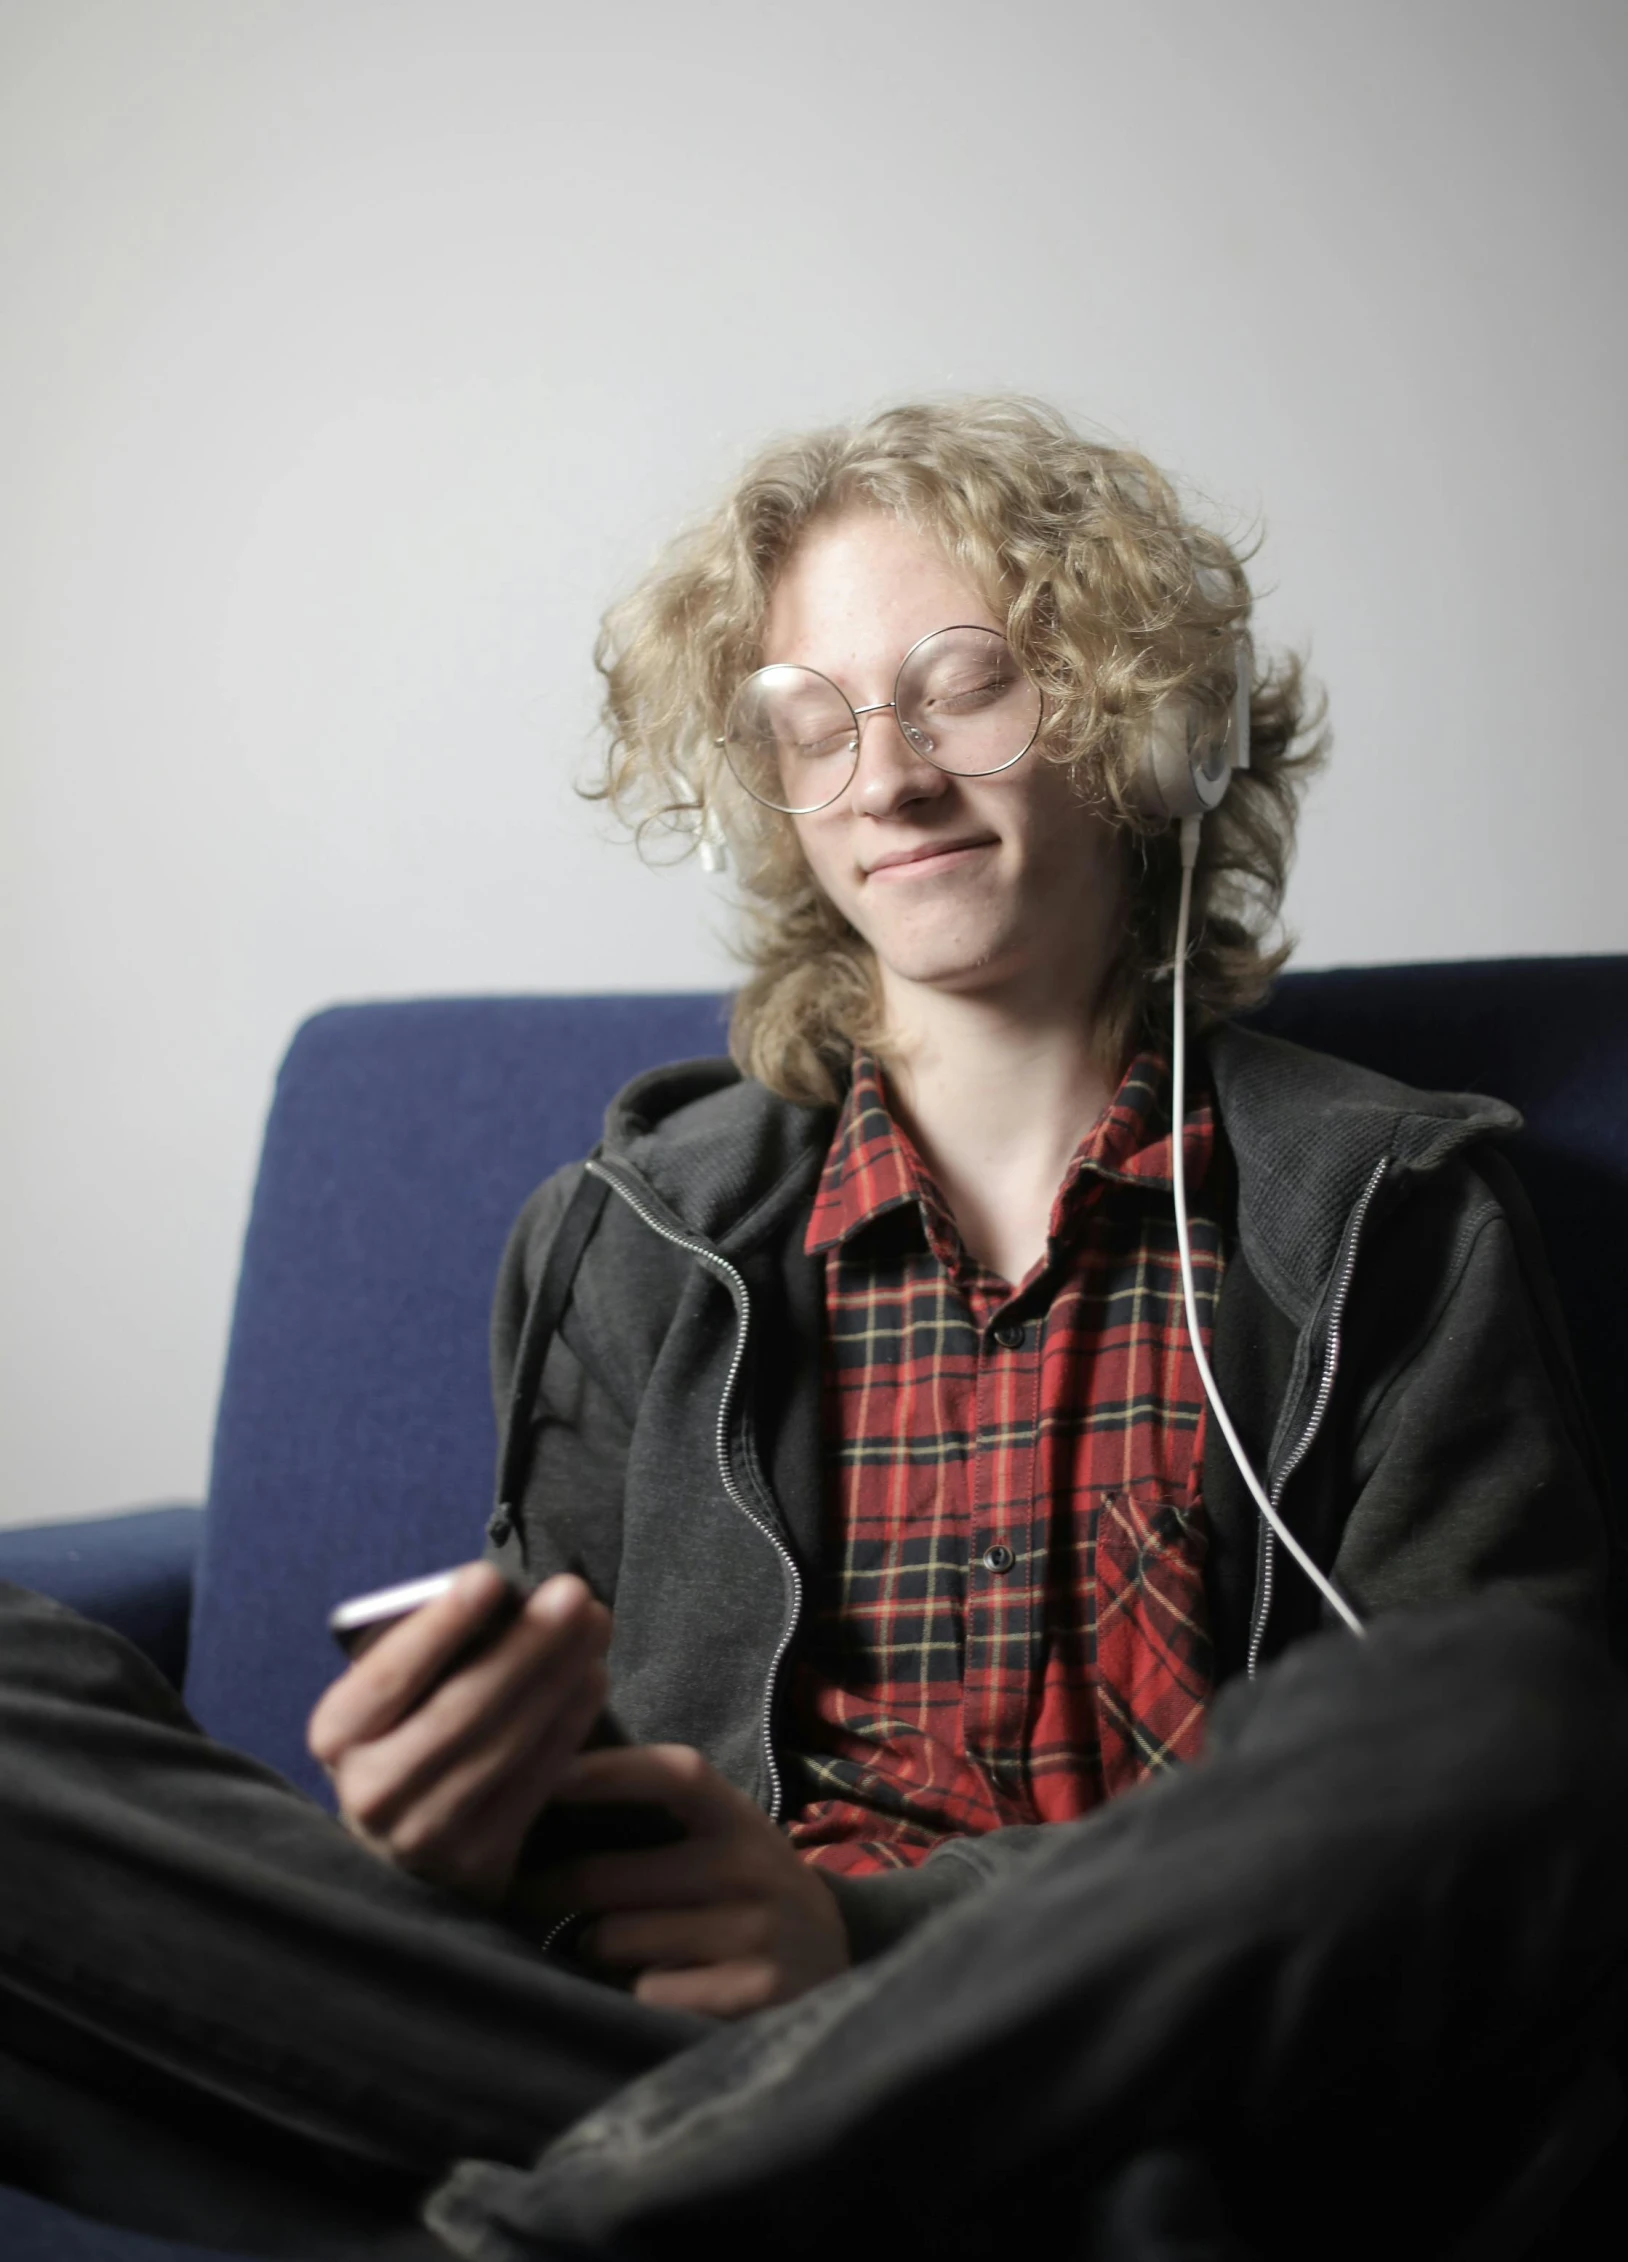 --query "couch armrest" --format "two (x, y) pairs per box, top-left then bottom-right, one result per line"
(0, 1506), (204, 1689)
